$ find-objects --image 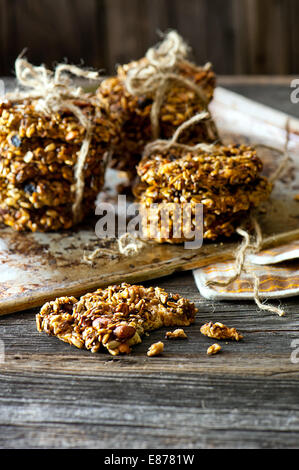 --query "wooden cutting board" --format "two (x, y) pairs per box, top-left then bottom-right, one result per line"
(1, 86), (299, 316)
